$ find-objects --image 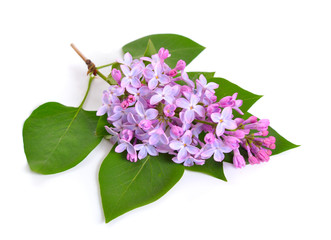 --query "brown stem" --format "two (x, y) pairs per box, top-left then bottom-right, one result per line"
(70, 43), (110, 84)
